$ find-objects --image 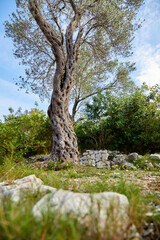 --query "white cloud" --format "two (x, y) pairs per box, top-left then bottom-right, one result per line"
(133, 0), (160, 86)
(134, 44), (160, 86)
(135, 0), (160, 45)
